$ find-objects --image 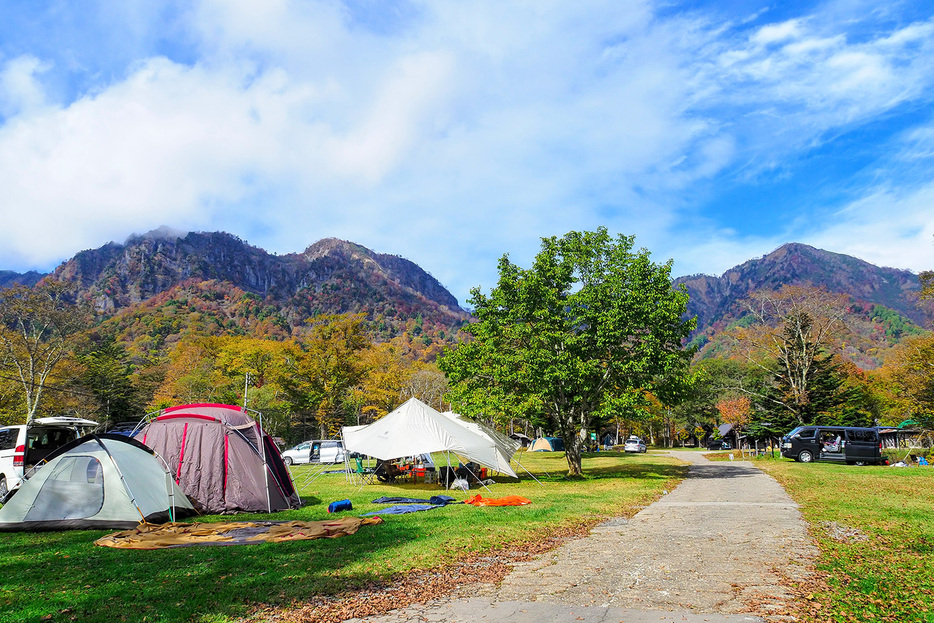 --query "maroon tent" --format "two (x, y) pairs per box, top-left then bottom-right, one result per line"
(139, 404), (299, 513)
